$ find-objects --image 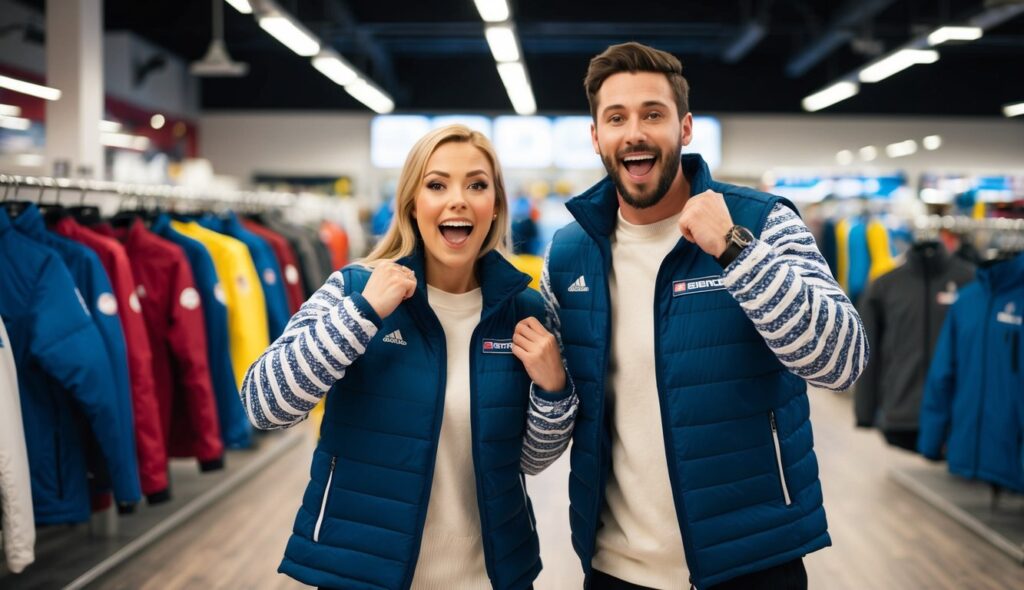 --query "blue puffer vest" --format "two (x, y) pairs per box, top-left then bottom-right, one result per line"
(548, 154), (830, 589)
(279, 250), (544, 590)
